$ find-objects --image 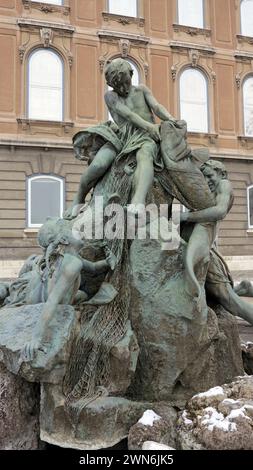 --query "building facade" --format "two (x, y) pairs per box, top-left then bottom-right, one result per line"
(0, 0), (253, 278)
